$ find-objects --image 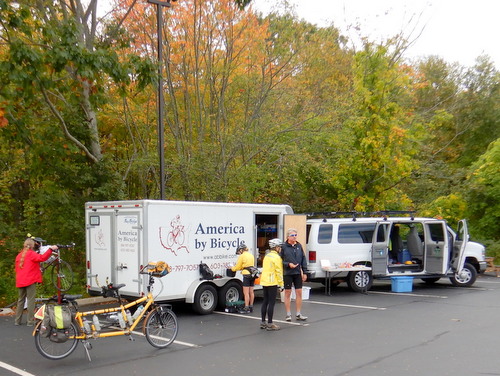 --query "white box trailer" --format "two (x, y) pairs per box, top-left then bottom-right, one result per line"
(85, 200), (299, 314)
